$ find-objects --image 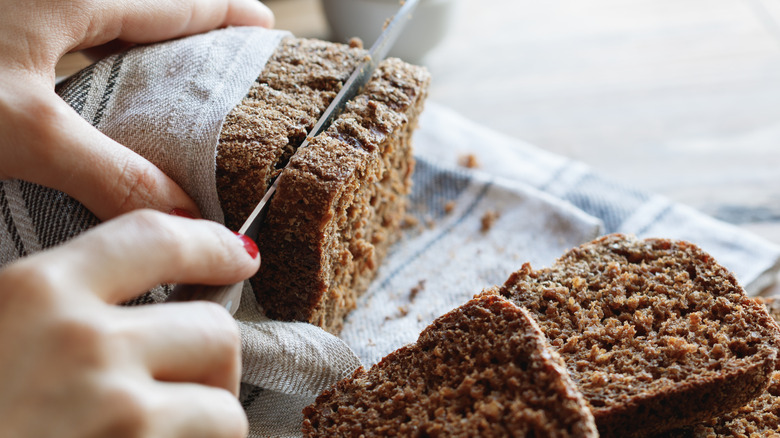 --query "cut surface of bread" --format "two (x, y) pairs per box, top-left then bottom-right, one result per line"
(302, 294), (598, 437)
(659, 296), (780, 437)
(216, 38), (430, 333)
(659, 371), (780, 438)
(495, 234), (780, 437)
